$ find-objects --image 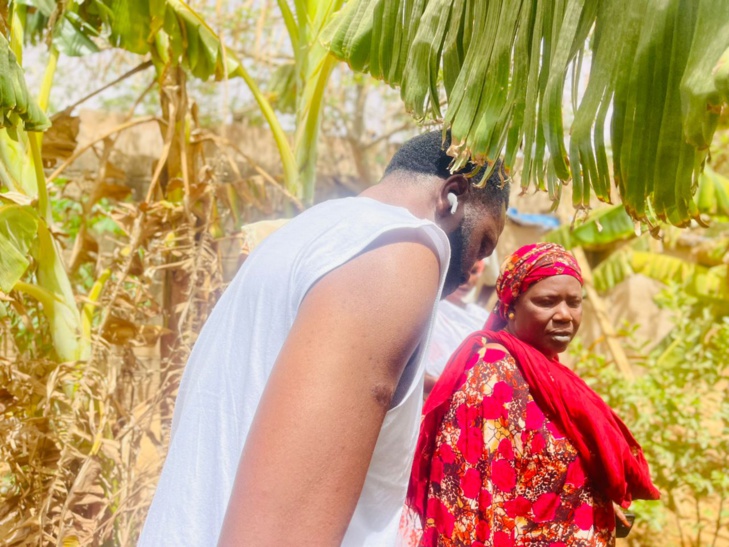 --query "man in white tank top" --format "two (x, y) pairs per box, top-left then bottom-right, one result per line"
(139, 131), (509, 547)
